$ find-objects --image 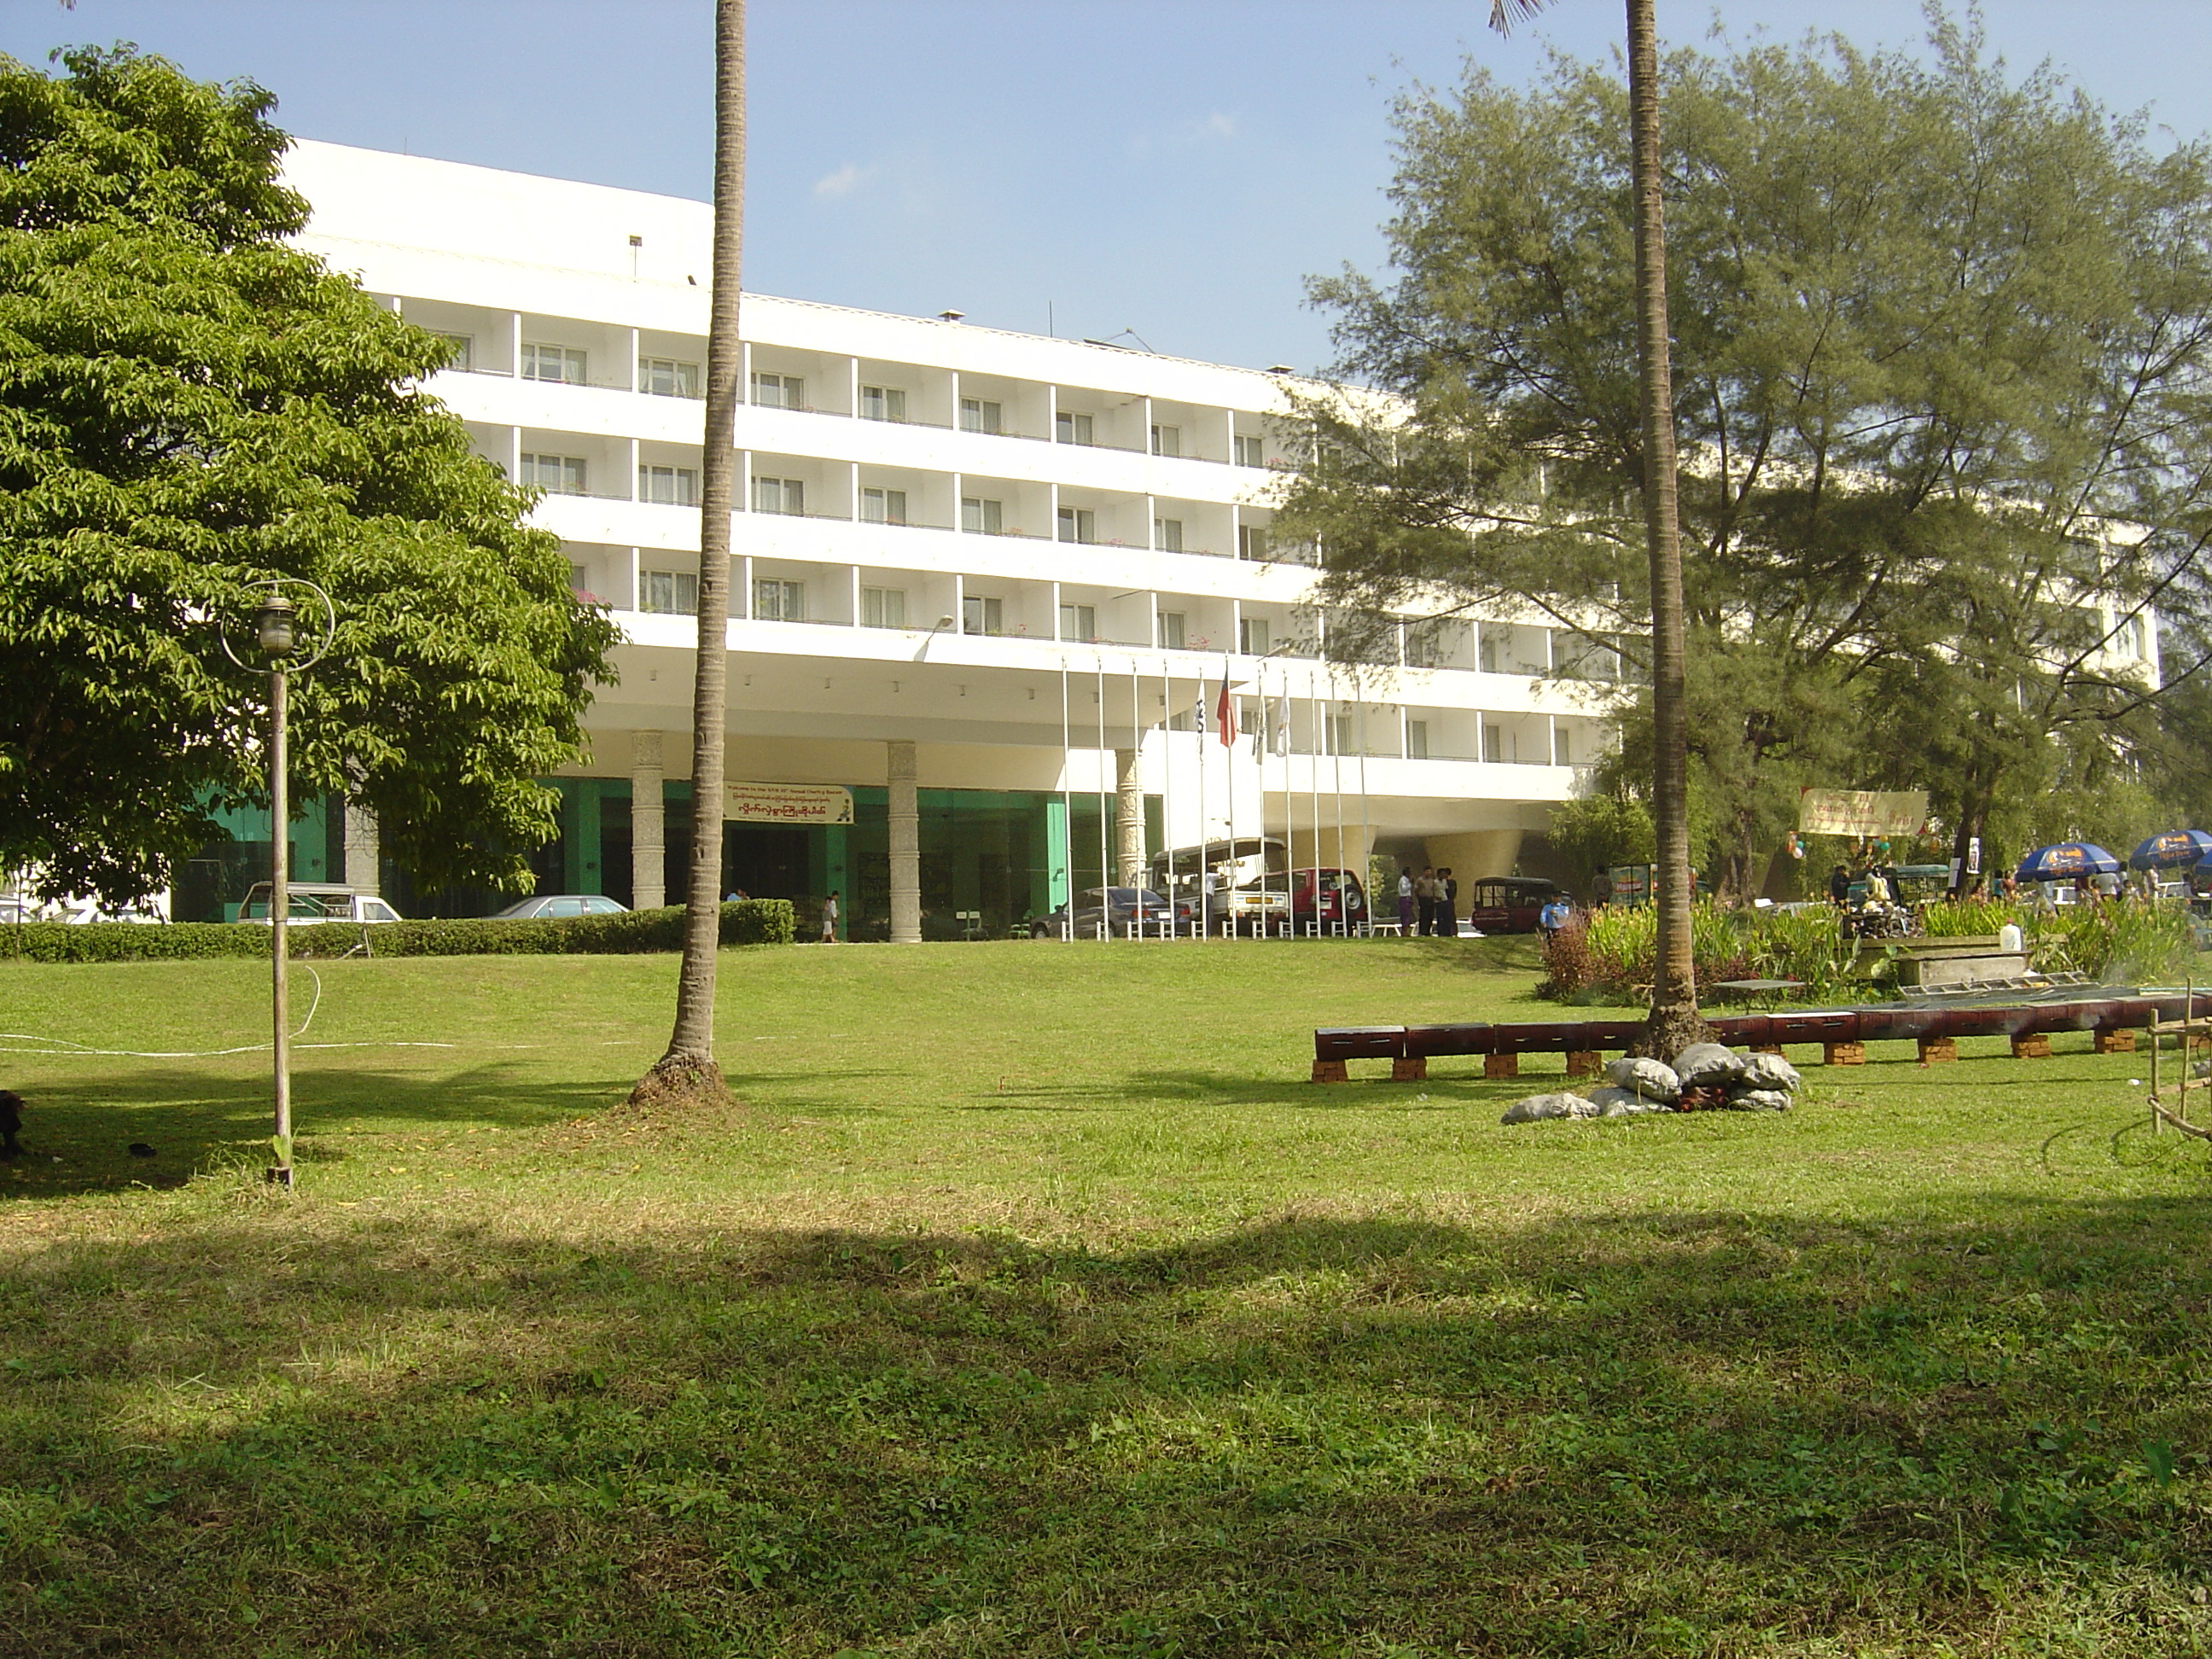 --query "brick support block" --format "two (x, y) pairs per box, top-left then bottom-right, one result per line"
(1391, 1056), (1428, 1082)
(2094, 1028), (2137, 1055)
(1824, 1041), (1866, 1067)
(1311, 1059), (1348, 1084)
(1565, 1050), (1601, 1079)
(1917, 1036), (1958, 1066)
(2011, 1033), (2052, 1060)
(1483, 1053), (1520, 1080)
